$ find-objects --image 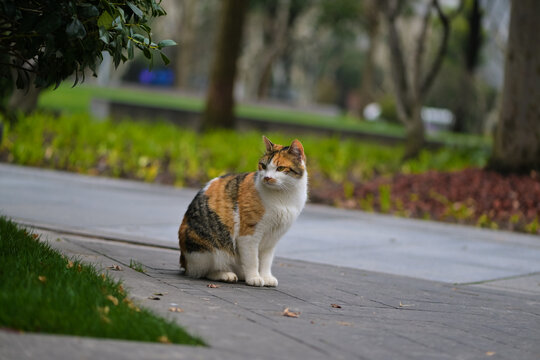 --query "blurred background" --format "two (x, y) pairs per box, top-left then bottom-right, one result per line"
(1, 0), (538, 234)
